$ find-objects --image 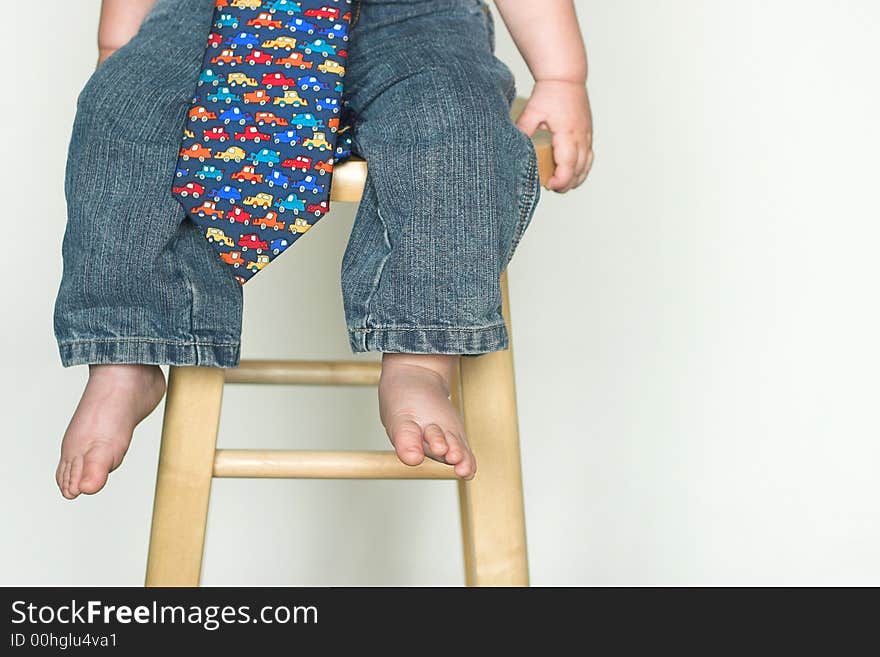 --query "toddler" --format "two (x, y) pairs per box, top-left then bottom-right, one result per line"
(54, 0), (593, 498)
